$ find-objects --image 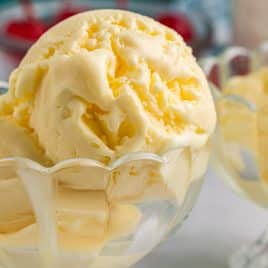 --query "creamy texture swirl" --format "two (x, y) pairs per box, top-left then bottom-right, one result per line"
(0, 9), (215, 165)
